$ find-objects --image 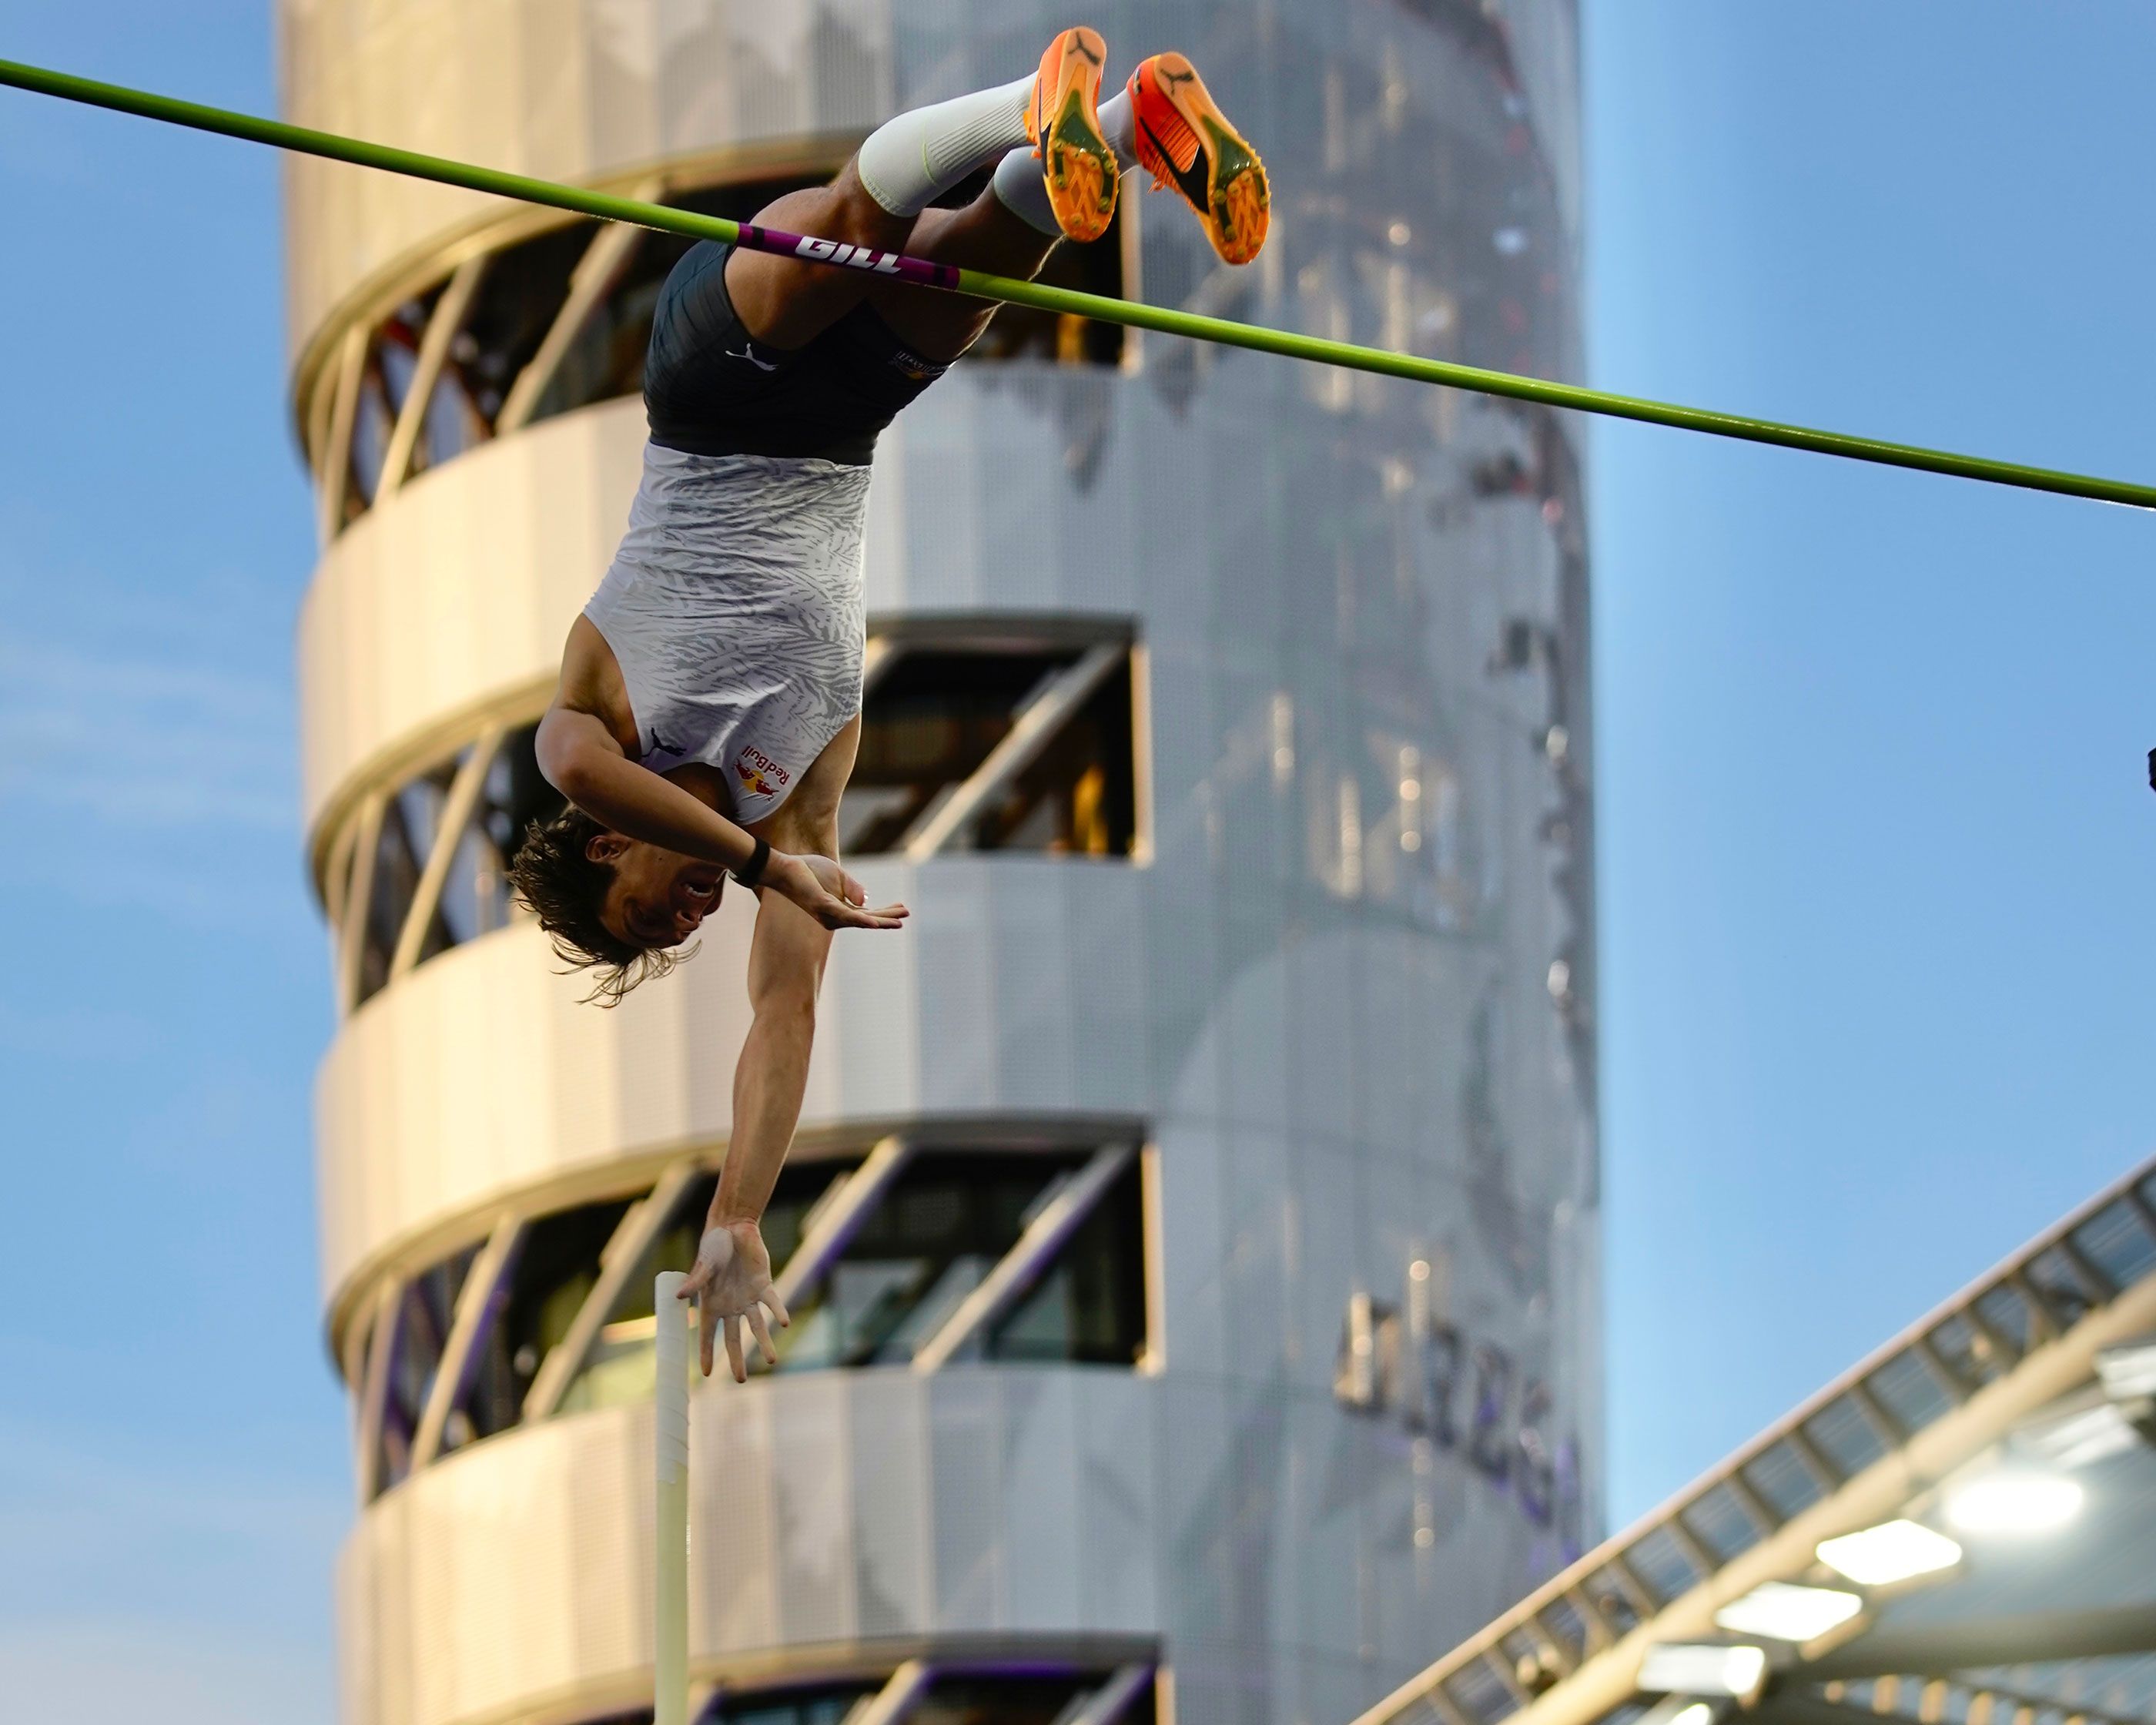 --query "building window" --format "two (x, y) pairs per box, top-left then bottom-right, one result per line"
(338, 727), (565, 1013)
(346, 1130), (1150, 1501)
(842, 626), (1142, 859)
(309, 169), (1131, 535)
(322, 625), (1144, 1011)
(699, 1671), (1157, 1725)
